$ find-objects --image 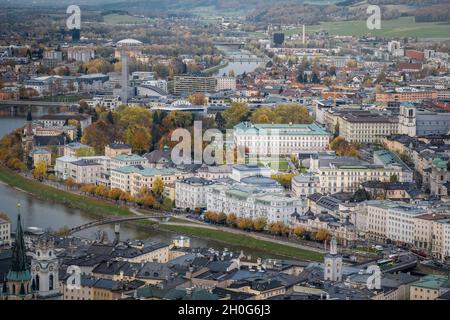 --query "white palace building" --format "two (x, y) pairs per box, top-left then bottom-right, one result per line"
(233, 122), (332, 156)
